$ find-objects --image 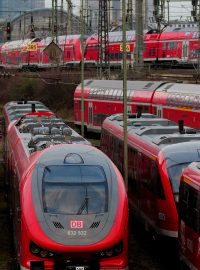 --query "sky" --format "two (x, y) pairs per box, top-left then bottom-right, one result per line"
(45, 0), (80, 14)
(44, 1), (194, 21)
